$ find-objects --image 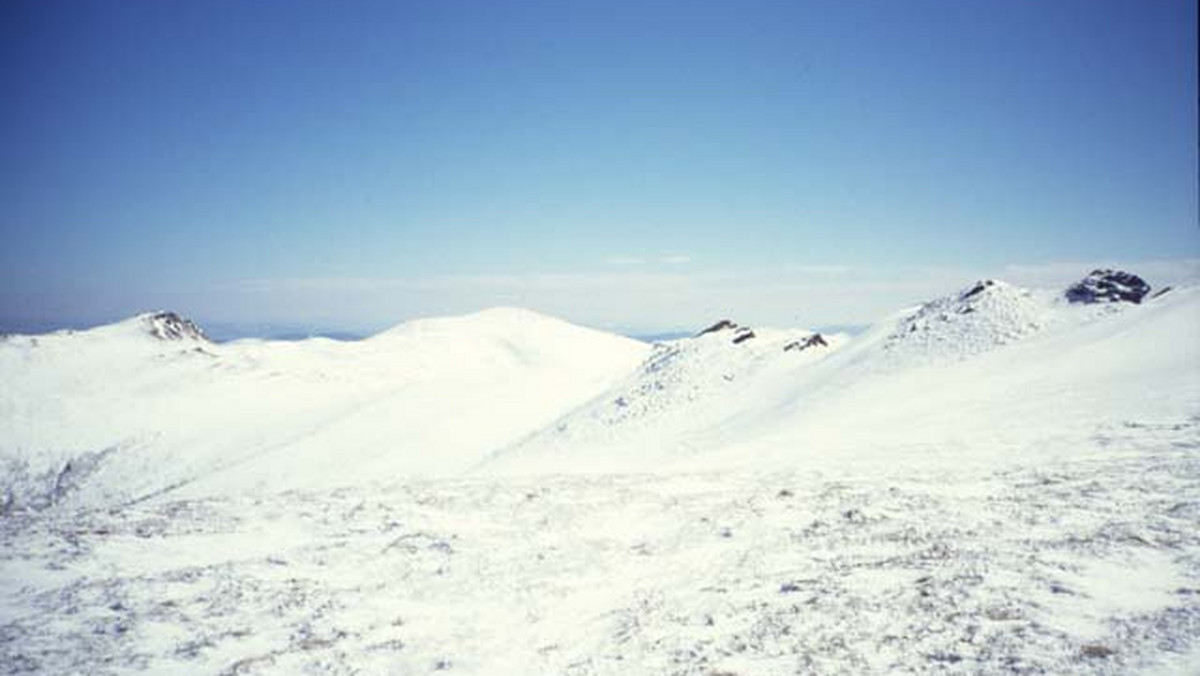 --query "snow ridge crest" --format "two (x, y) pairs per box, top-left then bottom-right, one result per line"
(882, 279), (1049, 364)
